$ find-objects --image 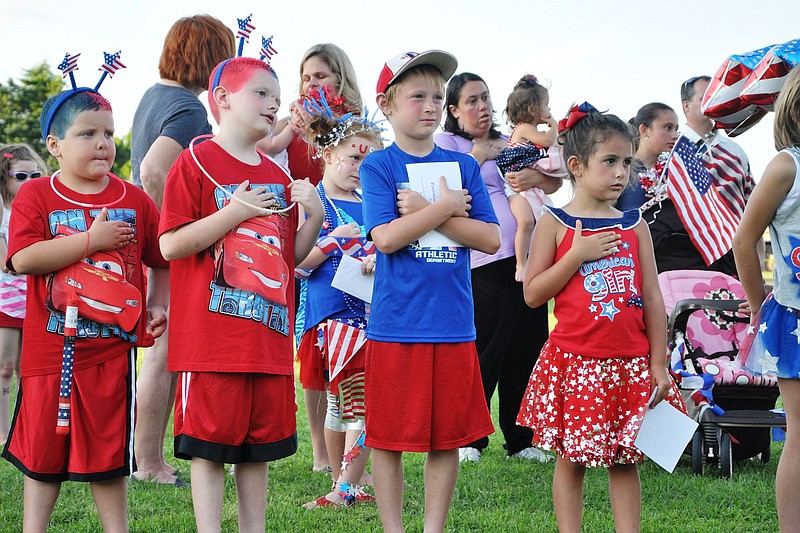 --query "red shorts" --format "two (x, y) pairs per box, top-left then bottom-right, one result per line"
(364, 341), (494, 452)
(174, 371), (298, 463)
(297, 328), (326, 391)
(0, 311), (23, 329)
(2, 350), (135, 482)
